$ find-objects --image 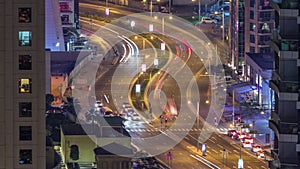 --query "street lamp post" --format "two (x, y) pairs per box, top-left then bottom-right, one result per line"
(192, 0), (201, 22)
(222, 8), (225, 42)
